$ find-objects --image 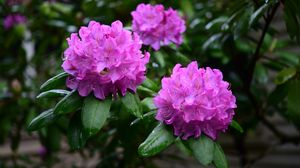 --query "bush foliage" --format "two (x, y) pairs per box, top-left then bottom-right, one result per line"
(1, 0), (300, 167)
